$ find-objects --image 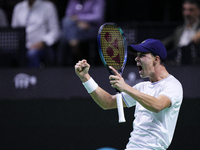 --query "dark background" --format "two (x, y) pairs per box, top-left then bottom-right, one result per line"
(0, 0), (199, 150)
(0, 66), (199, 150)
(0, 0), (183, 24)
(0, 98), (199, 150)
